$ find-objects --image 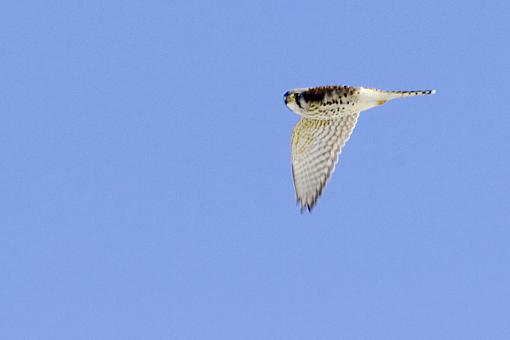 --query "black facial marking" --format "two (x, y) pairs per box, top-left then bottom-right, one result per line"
(301, 89), (325, 103)
(295, 93), (303, 108)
